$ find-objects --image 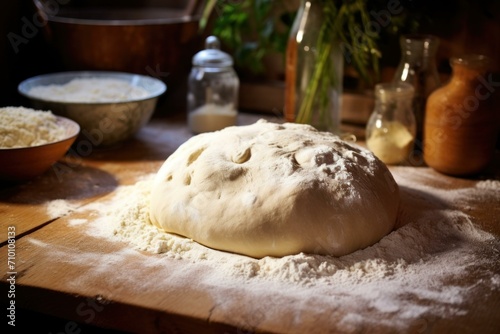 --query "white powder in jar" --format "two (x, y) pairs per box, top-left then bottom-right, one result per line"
(0, 106), (67, 148)
(28, 78), (149, 103)
(188, 103), (237, 133)
(367, 120), (414, 165)
(57, 168), (500, 331)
